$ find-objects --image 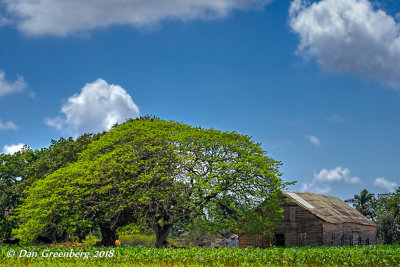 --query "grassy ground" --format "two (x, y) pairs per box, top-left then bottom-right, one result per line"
(0, 244), (399, 266)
